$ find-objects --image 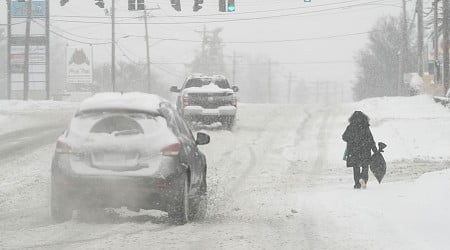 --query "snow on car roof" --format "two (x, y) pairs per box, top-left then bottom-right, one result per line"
(187, 73), (226, 80)
(183, 83), (234, 94)
(78, 92), (166, 114)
